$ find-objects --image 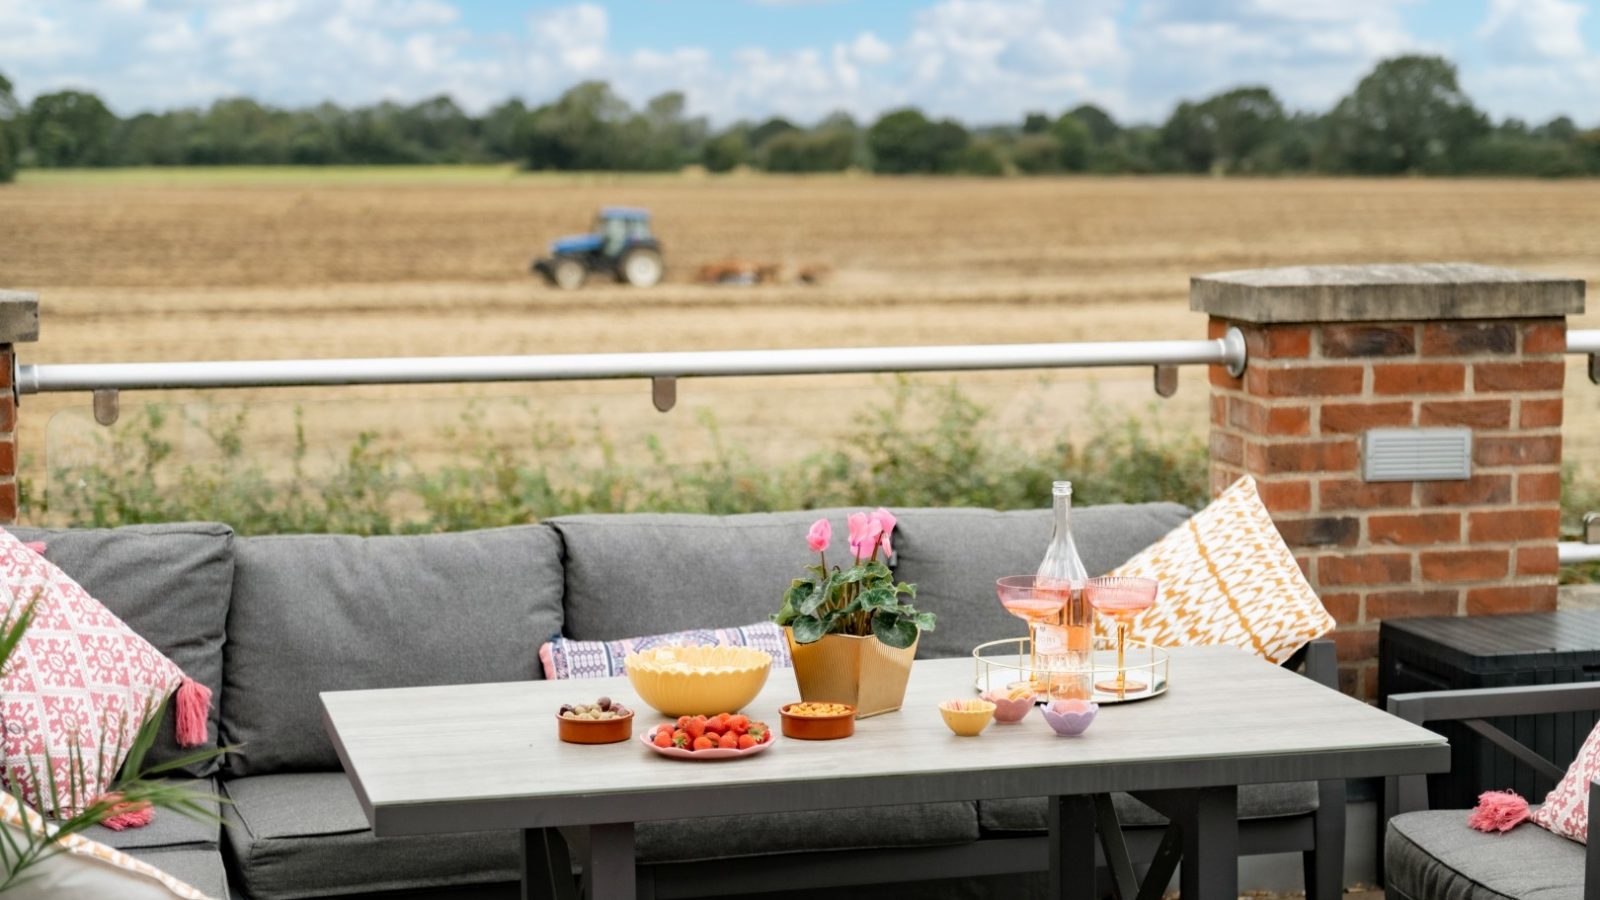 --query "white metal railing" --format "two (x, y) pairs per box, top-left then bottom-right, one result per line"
(15, 330), (1249, 423)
